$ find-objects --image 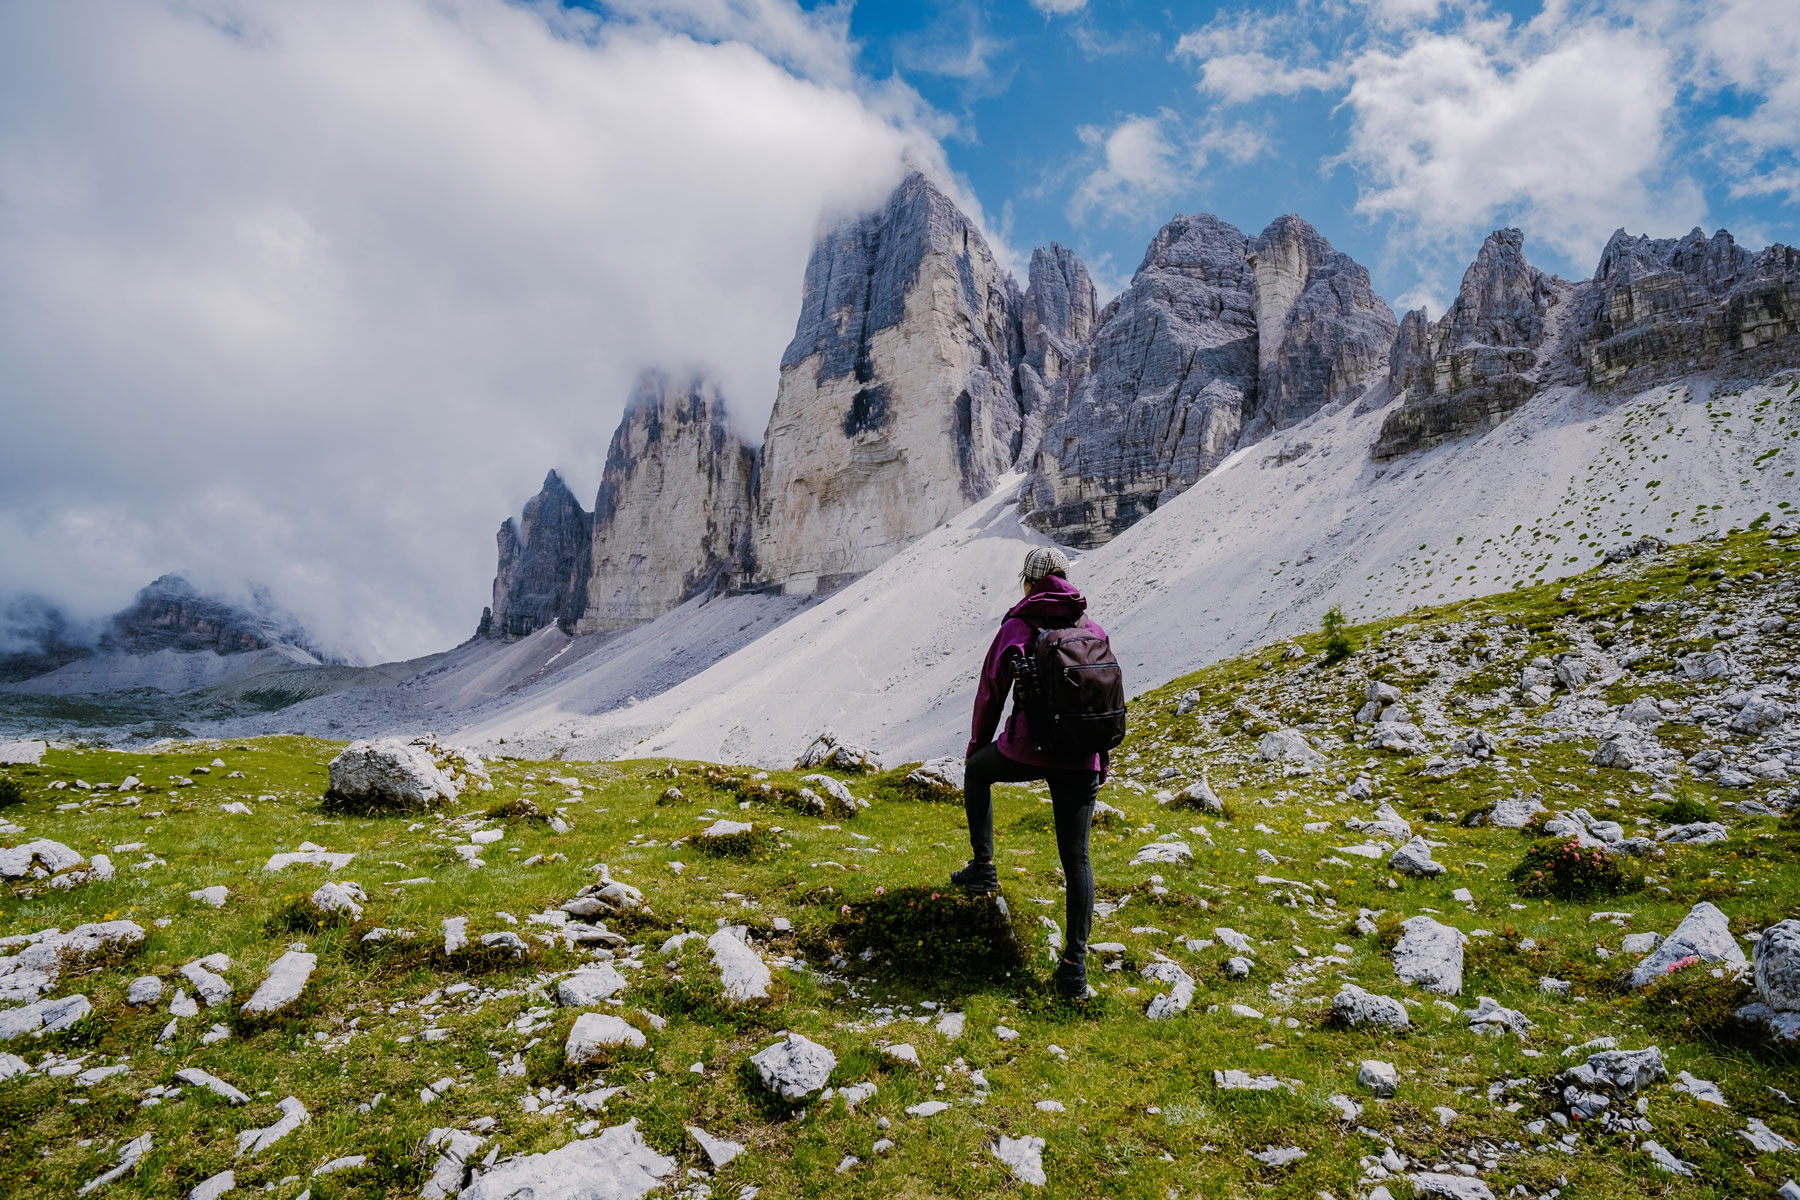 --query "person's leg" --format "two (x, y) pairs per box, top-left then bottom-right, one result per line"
(956, 743), (1040, 890)
(1047, 767), (1100, 990)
